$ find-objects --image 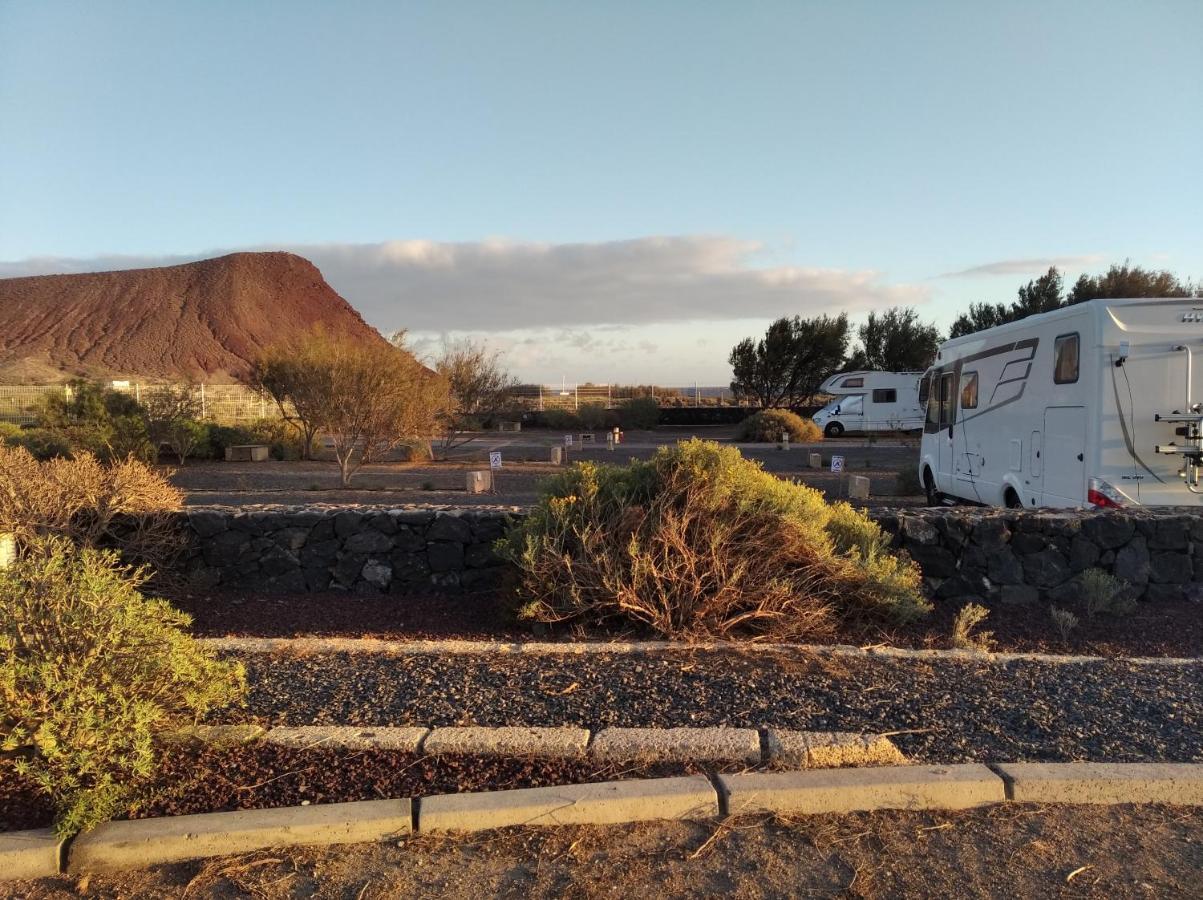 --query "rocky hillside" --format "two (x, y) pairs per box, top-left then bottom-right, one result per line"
(0, 252), (391, 382)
